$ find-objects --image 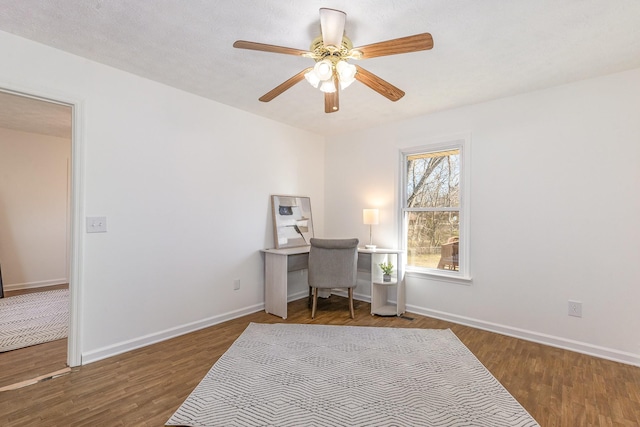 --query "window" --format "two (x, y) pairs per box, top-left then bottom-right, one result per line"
(400, 137), (469, 279)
